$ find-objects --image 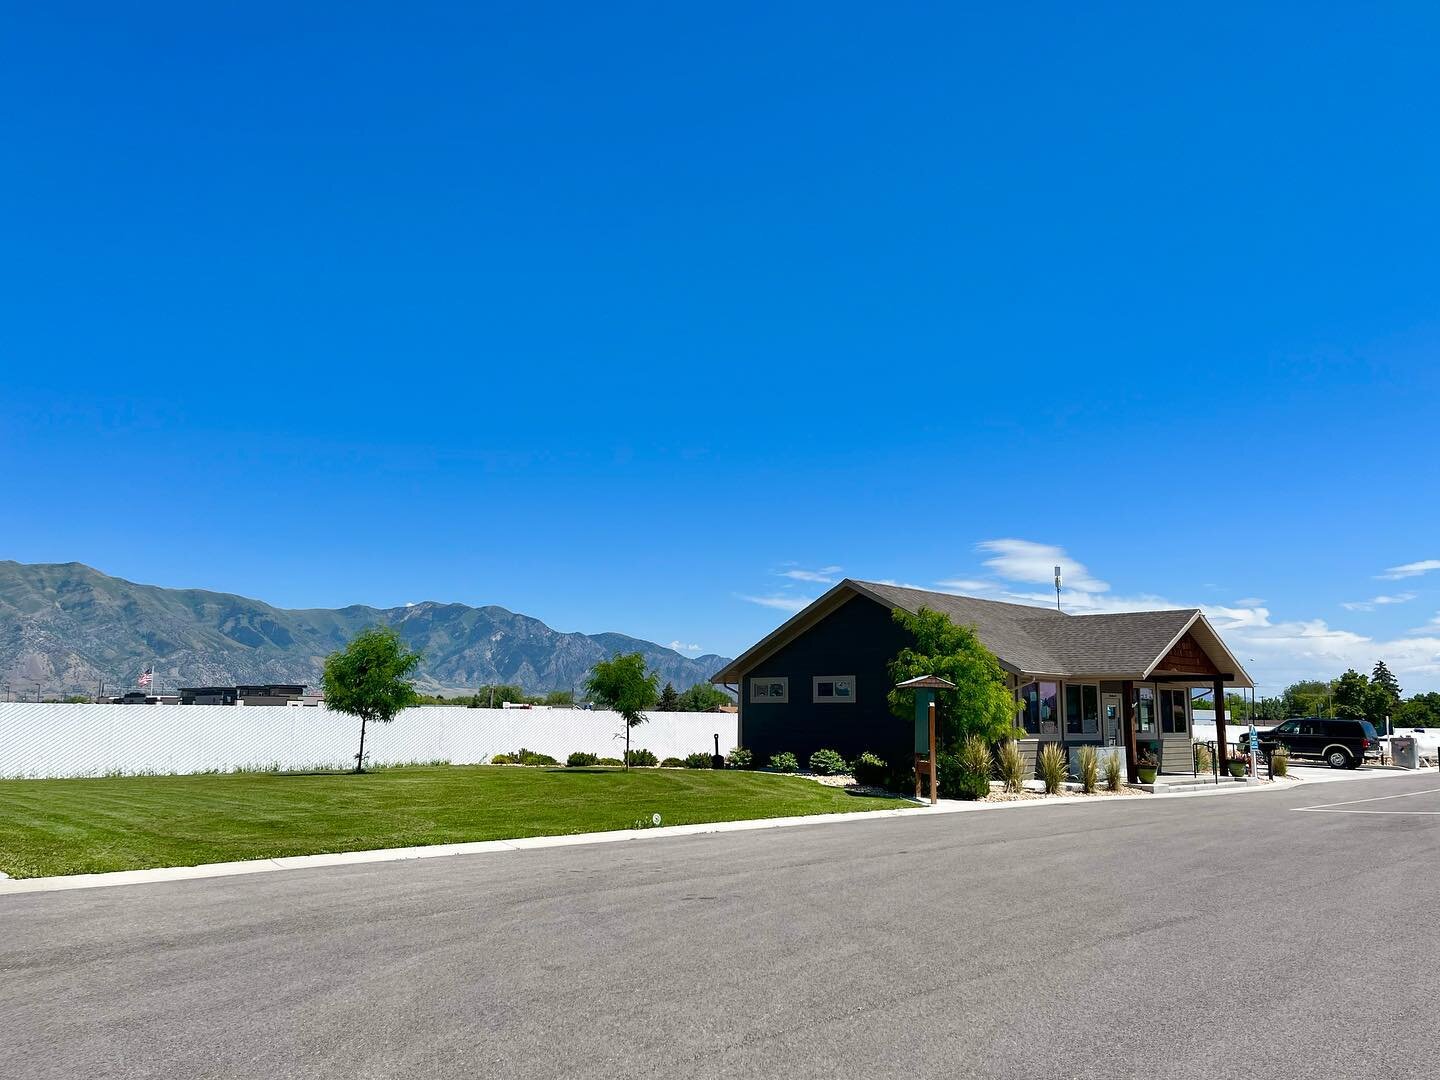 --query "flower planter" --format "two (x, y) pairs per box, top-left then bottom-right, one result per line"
(1227, 762), (1247, 778)
(1136, 766), (1158, 784)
